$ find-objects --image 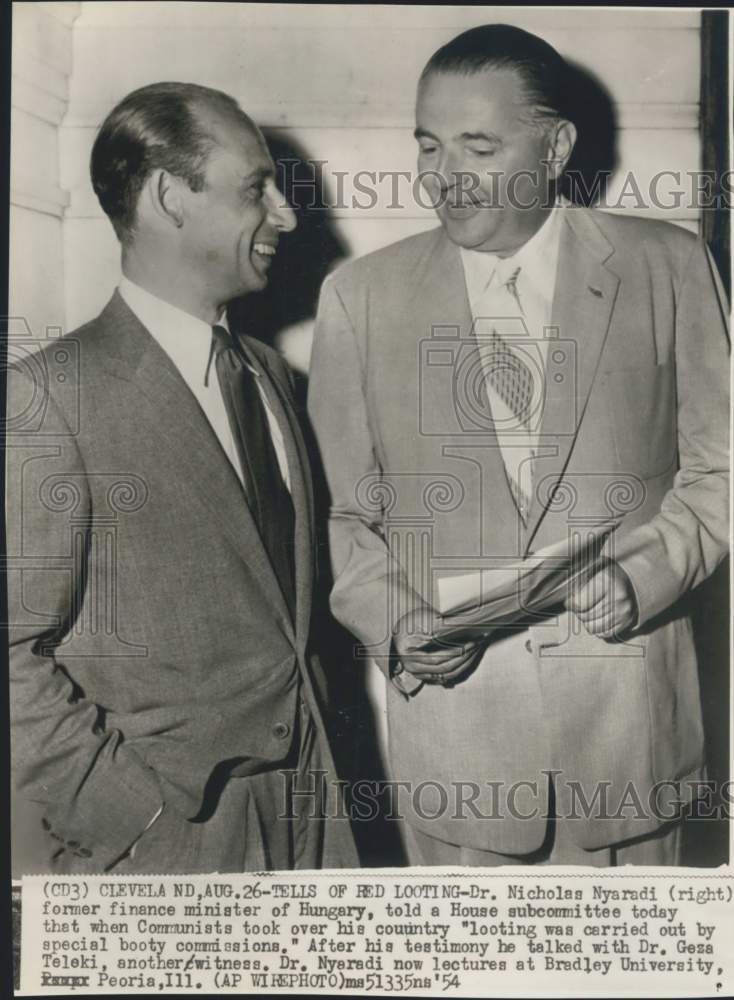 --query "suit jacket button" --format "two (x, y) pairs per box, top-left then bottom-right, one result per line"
(77, 848), (92, 858)
(273, 722), (290, 739)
